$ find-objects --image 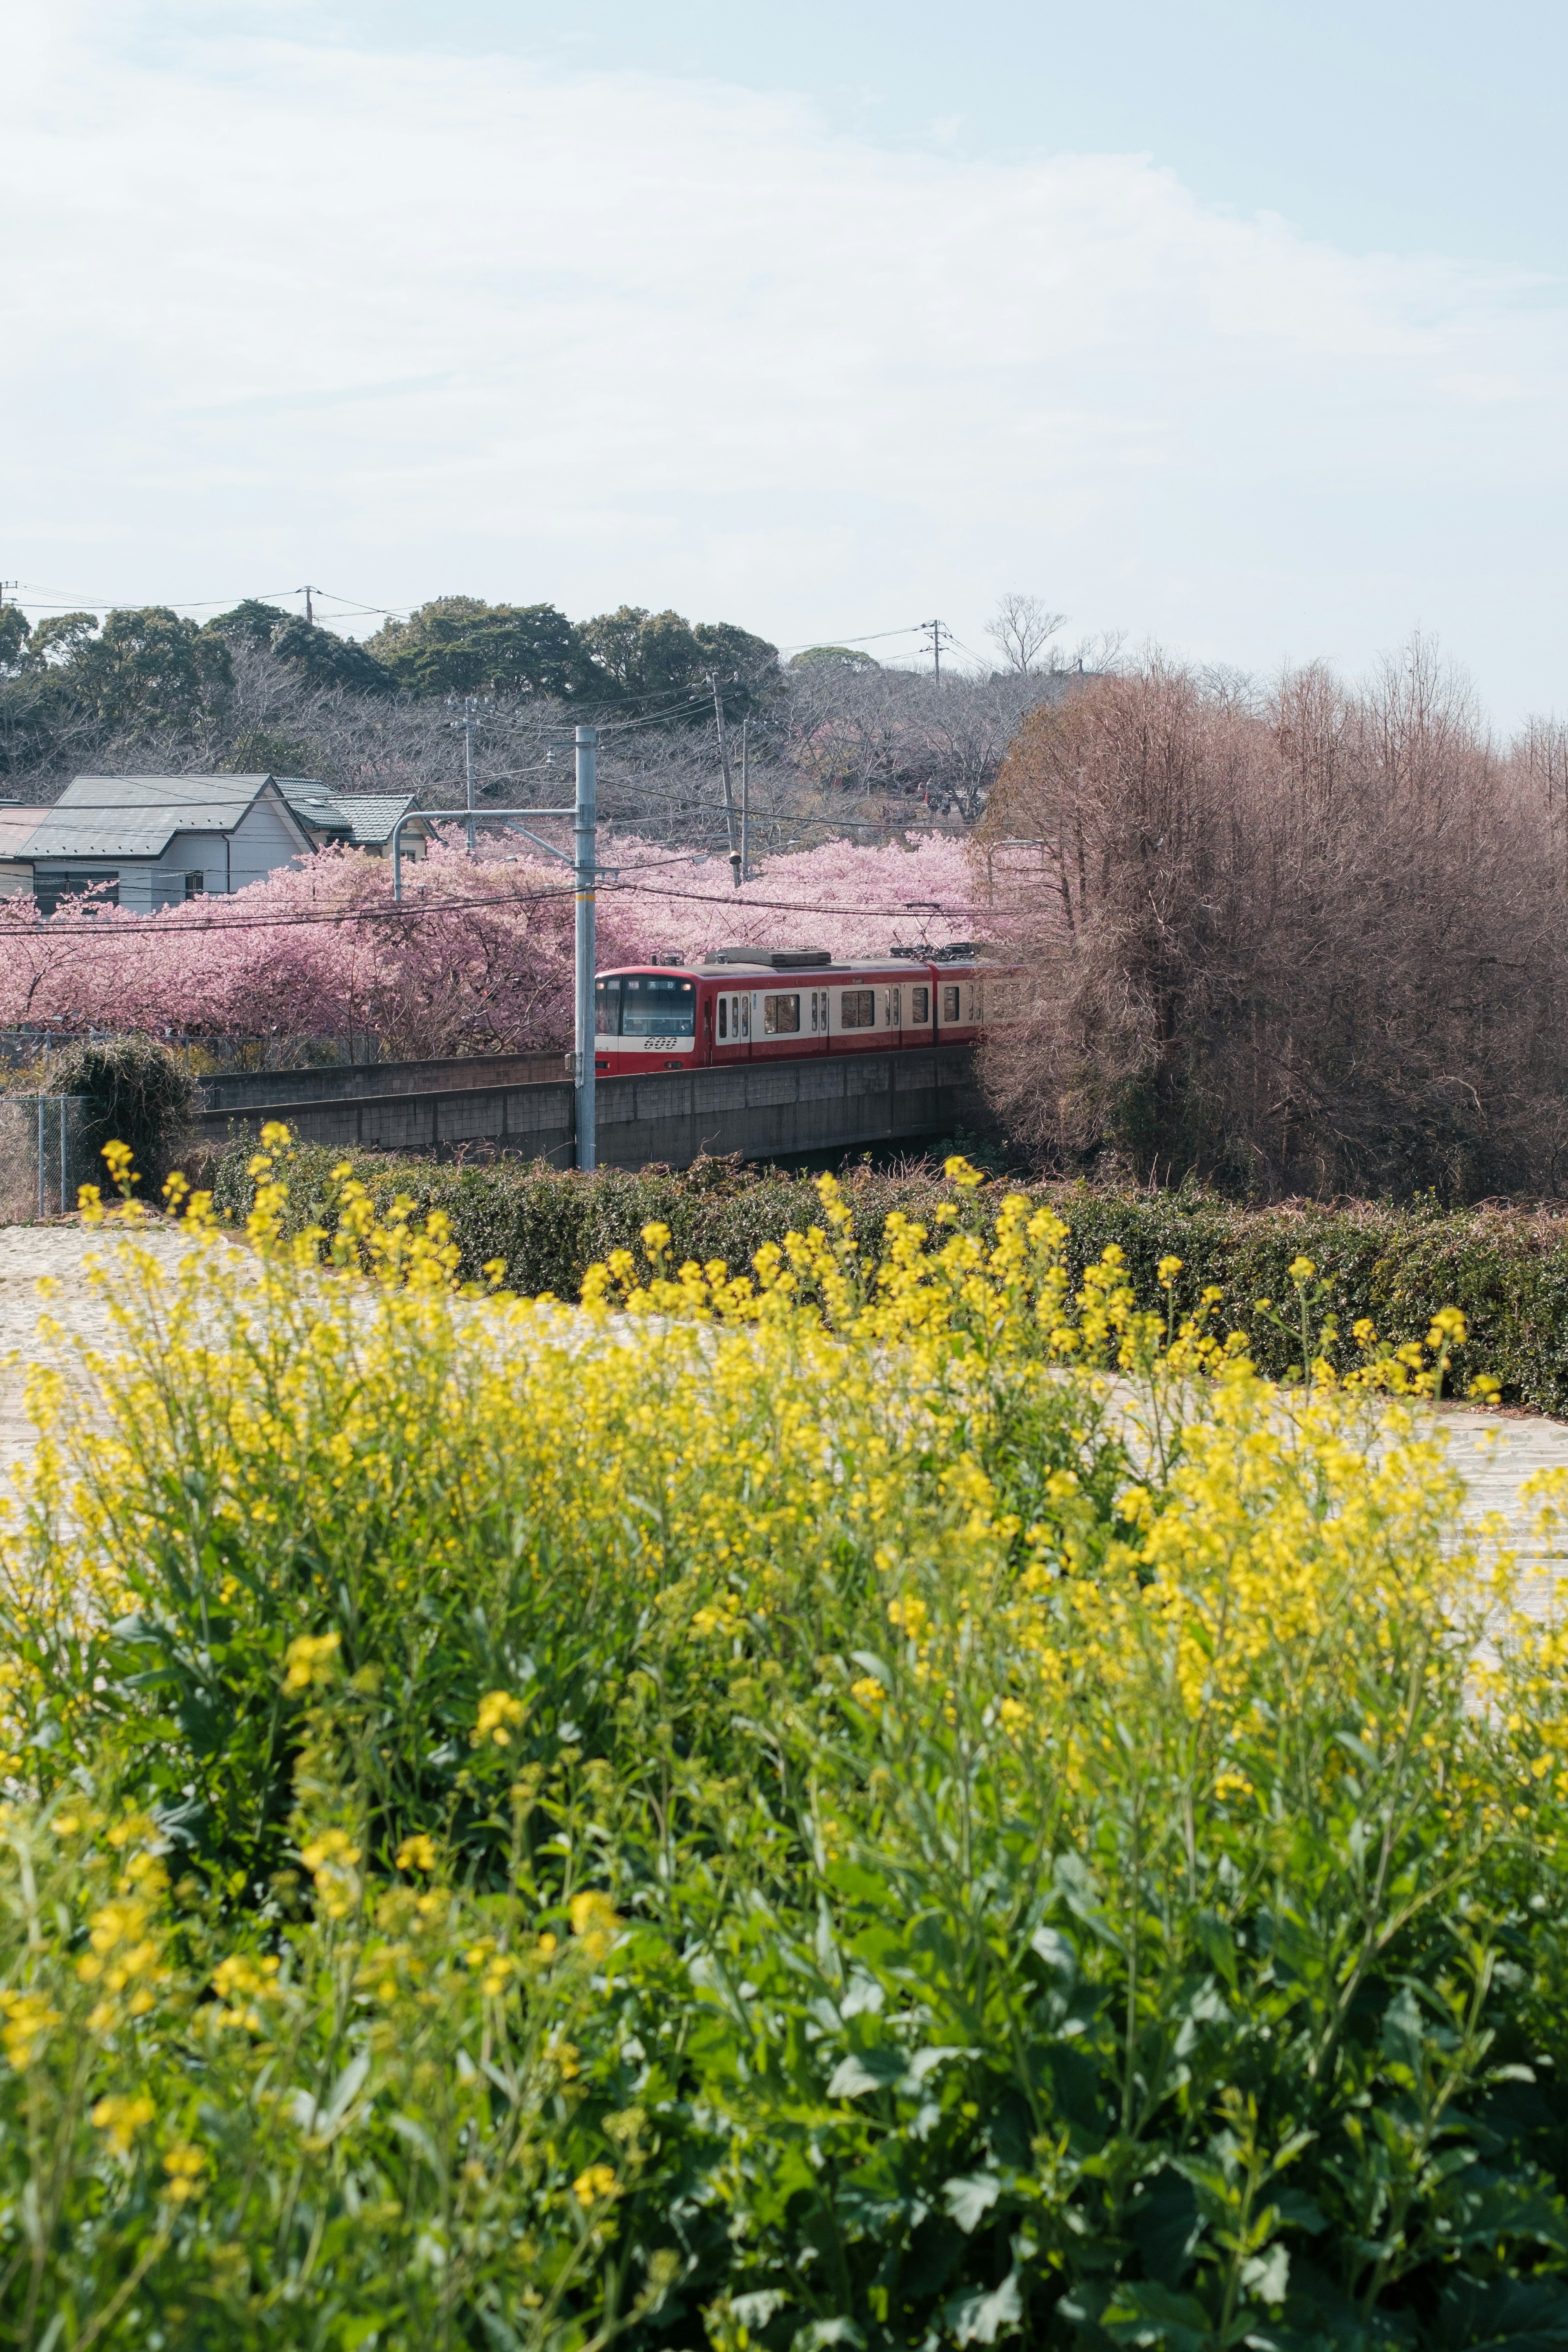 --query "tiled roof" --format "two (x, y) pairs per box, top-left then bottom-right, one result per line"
(275, 780), (421, 847)
(326, 796), (422, 847)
